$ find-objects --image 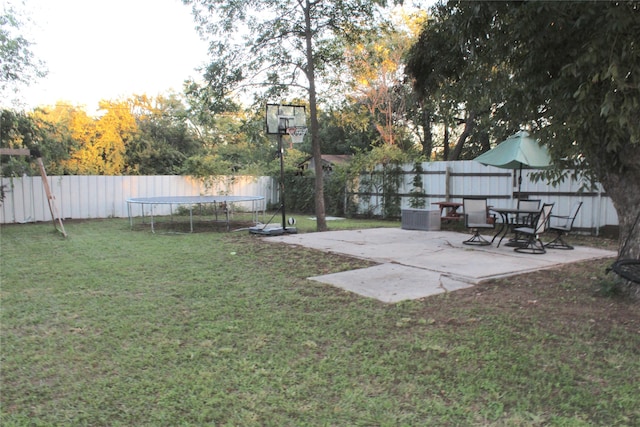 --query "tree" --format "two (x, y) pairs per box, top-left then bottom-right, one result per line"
(126, 94), (201, 175)
(316, 102), (377, 155)
(344, 8), (426, 151)
(183, 0), (394, 231)
(0, 2), (46, 106)
(28, 106), (76, 175)
(47, 101), (137, 175)
(0, 109), (39, 176)
(407, 1), (640, 262)
(405, 2), (518, 161)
